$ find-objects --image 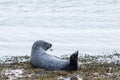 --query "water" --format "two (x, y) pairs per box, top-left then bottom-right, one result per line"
(0, 0), (120, 57)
